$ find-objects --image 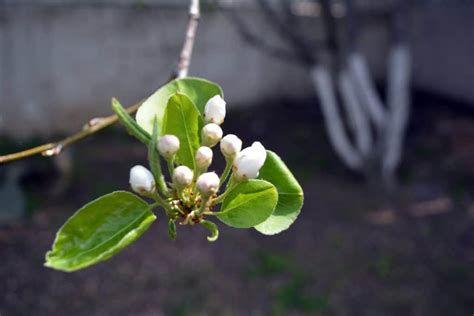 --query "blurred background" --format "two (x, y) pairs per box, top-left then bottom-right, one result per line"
(1, 0), (473, 315)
